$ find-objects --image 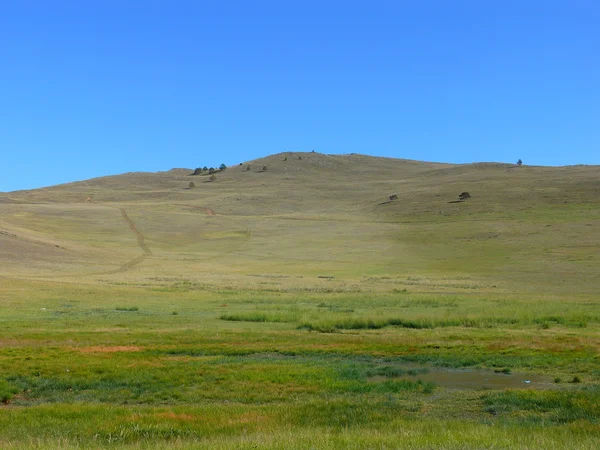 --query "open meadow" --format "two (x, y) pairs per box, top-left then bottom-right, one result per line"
(1, 153), (599, 448)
